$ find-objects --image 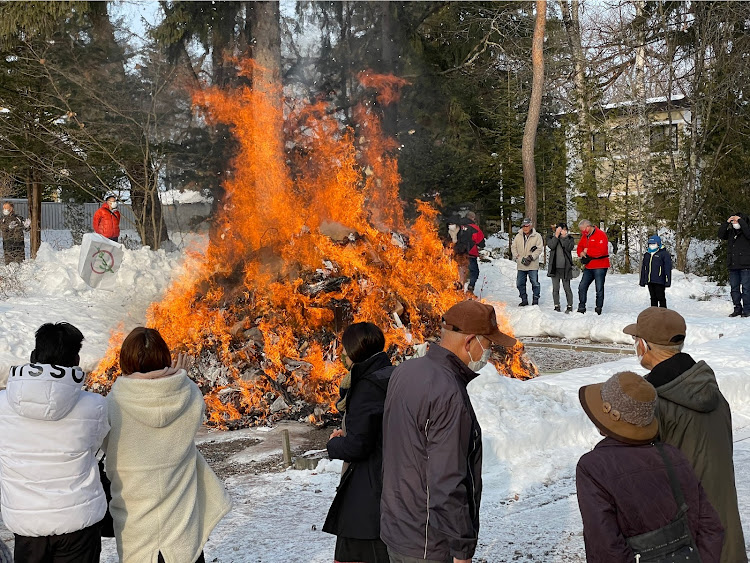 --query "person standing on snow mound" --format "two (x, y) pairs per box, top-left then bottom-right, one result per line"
(576, 218), (610, 315)
(624, 307), (747, 563)
(0, 322), (110, 563)
(456, 212), (485, 297)
(0, 201), (30, 264)
(381, 300), (517, 563)
(639, 234), (673, 308)
(93, 194), (121, 242)
(718, 212), (750, 317)
(511, 217), (543, 307)
(576, 371), (724, 563)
